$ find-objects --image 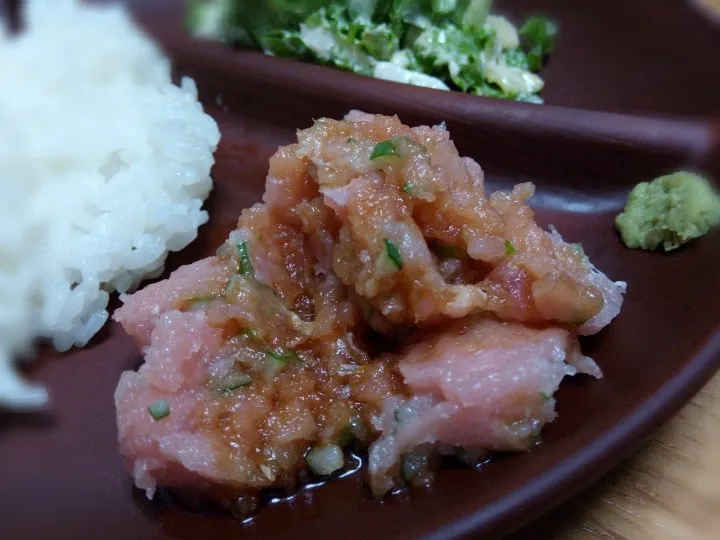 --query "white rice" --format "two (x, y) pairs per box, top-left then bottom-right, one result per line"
(0, 0), (220, 408)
